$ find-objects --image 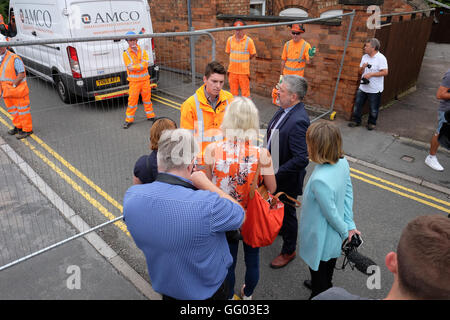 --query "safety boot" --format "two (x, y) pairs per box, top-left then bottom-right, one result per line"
(16, 130), (33, 139)
(7, 127), (21, 135)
